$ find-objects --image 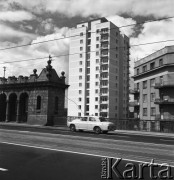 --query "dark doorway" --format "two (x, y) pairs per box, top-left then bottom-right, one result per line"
(9, 93), (17, 121)
(19, 93), (28, 122)
(0, 93), (6, 121)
